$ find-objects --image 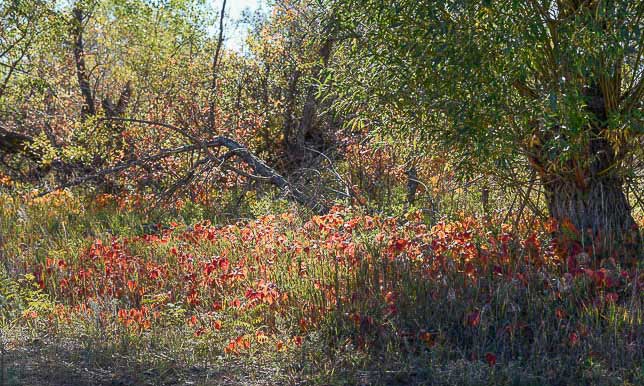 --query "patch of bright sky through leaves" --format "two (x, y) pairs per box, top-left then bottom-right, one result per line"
(57, 0), (264, 52)
(209, 0), (265, 52)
